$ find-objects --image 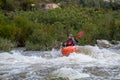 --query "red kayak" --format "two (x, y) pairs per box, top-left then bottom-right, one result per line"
(61, 46), (77, 56)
